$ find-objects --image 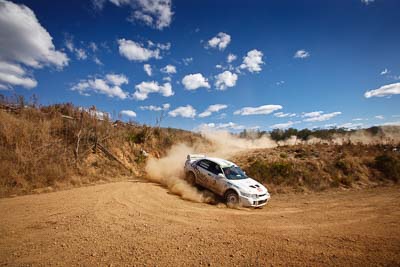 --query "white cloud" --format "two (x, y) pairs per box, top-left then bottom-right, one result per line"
(105, 73), (129, 86)
(276, 80), (285, 86)
(0, 0), (69, 89)
(168, 105), (196, 118)
(140, 103), (170, 111)
(182, 73), (210, 90)
(160, 64), (176, 74)
(380, 68), (389, 75)
(302, 111), (341, 122)
(93, 56), (103, 65)
(375, 115), (384, 120)
(339, 122), (363, 129)
(294, 49), (310, 59)
(118, 39), (161, 62)
(65, 38), (74, 52)
(182, 57), (193, 65)
(214, 71), (238, 90)
(75, 48), (87, 60)
(206, 32), (231, 50)
(270, 121), (296, 129)
(352, 118), (364, 121)
(89, 42), (98, 52)
(198, 104), (228, 118)
(95, 0), (173, 30)
(227, 53), (237, 63)
(364, 83), (400, 98)
(234, 105), (282, 116)
(0, 62), (37, 89)
(196, 122), (246, 131)
(240, 49), (264, 73)
(133, 81), (173, 100)
(273, 112), (296, 118)
(71, 73), (129, 99)
(163, 76), (171, 82)
(143, 64), (152, 76)
(120, 110), (137, 118)
(361, 0), (374, 5)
